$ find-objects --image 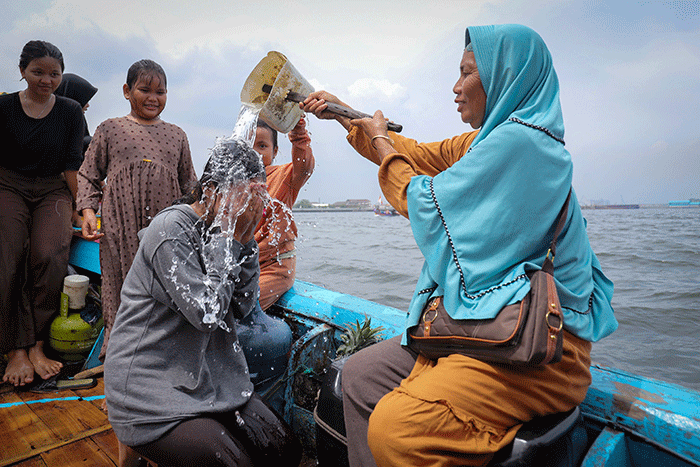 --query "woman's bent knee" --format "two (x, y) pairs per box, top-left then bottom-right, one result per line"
(367, 391), (415, 458)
